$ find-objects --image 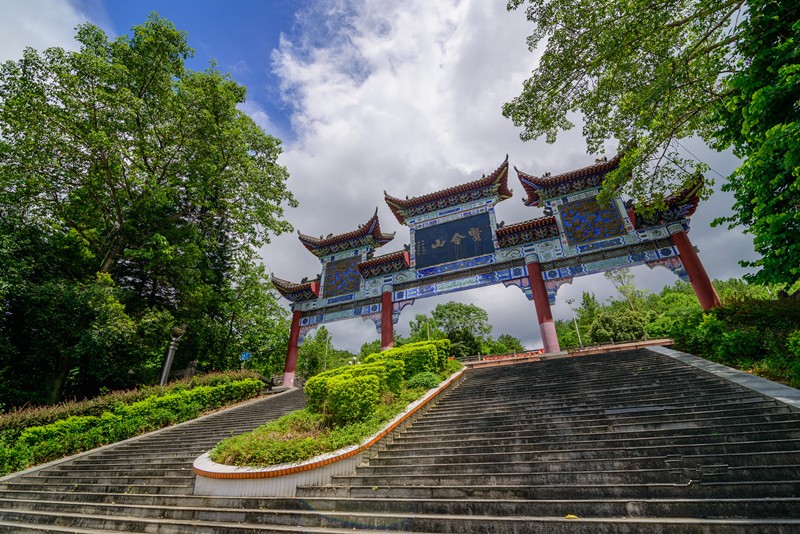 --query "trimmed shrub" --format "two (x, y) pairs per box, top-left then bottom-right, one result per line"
(406, 371), (441, 390)
(325, 375), (381, 426)
(373, 342), (442, 379)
